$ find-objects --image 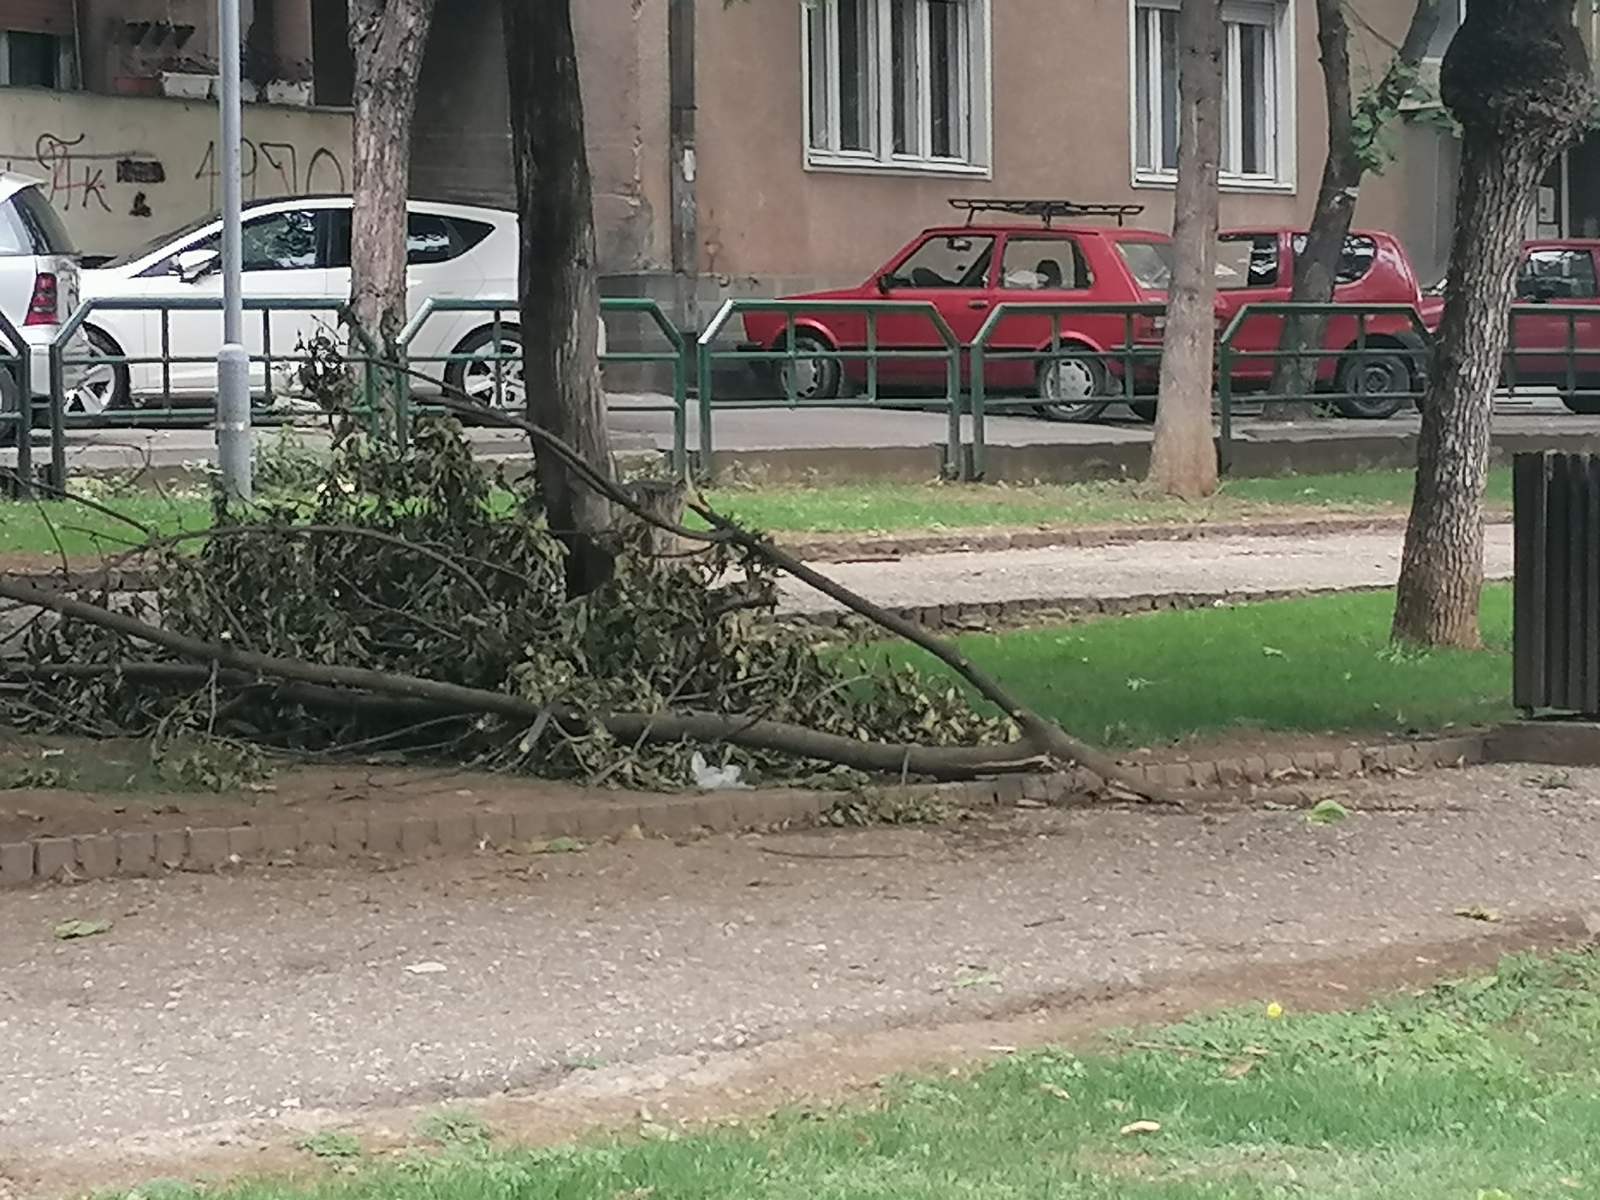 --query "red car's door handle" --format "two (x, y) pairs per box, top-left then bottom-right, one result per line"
(968, 299), (990, 310)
